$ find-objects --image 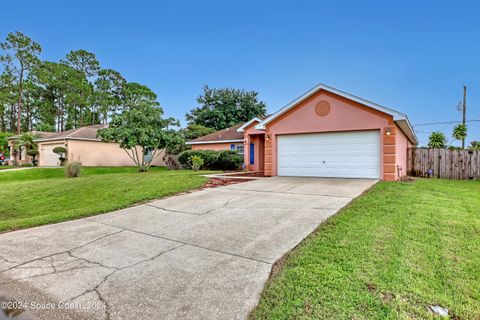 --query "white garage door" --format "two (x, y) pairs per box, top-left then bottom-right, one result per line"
(277, 131), (380, 179)
(40, 144), (64, 166)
